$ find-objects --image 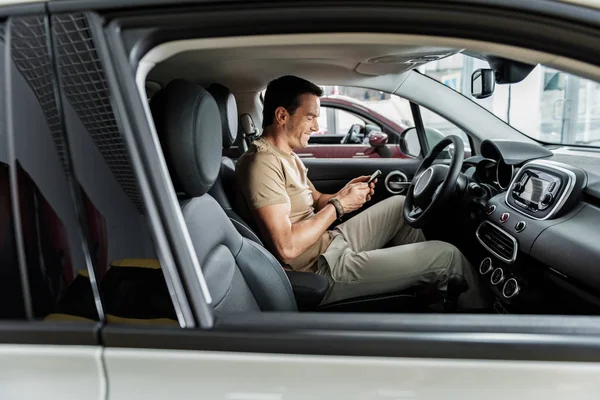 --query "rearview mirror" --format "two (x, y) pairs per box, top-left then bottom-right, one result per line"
(471, 69), (495, 99)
